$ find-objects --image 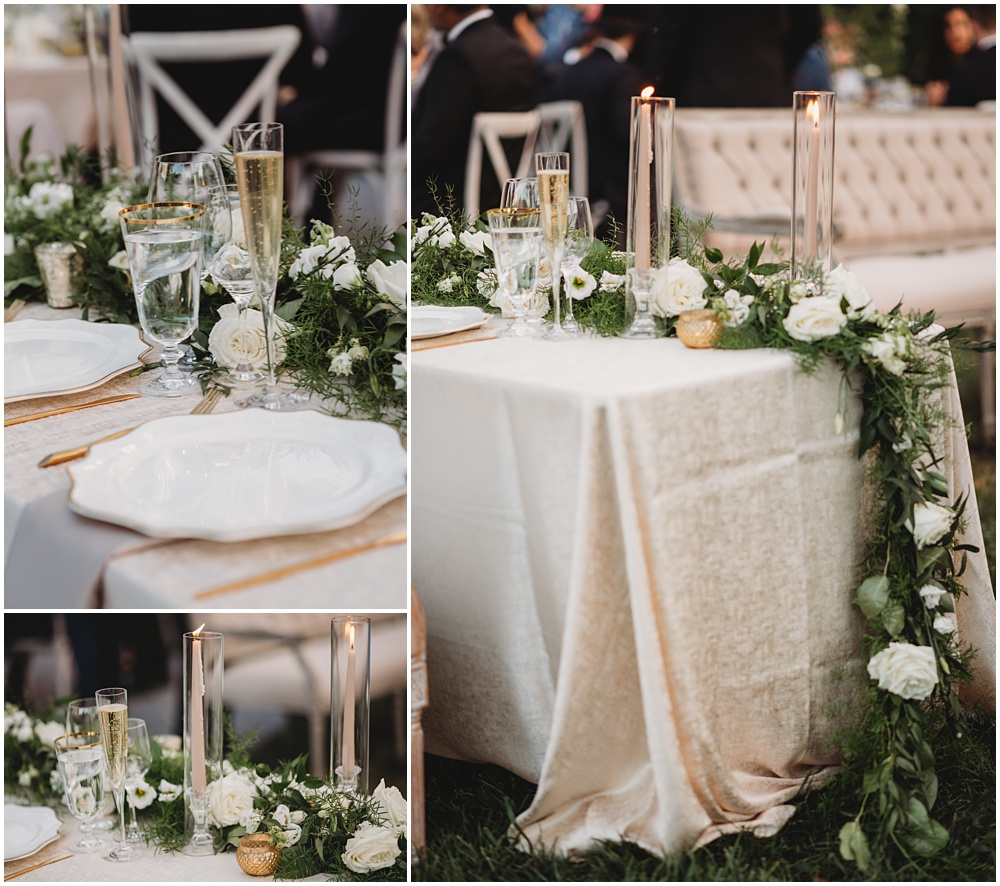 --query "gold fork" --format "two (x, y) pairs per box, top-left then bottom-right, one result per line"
(38, 388), (225, 468)
(4, 298), (27, 322)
